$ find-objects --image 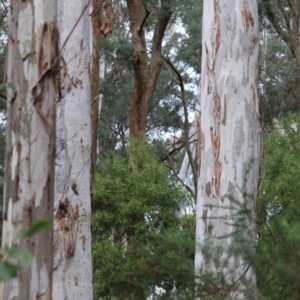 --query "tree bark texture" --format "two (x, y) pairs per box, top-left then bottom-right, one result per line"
(126, 0), (172, 136)
(53, 0), (93, 299)
(195, 1), (260, 298)
(0, 1), (58, 299)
